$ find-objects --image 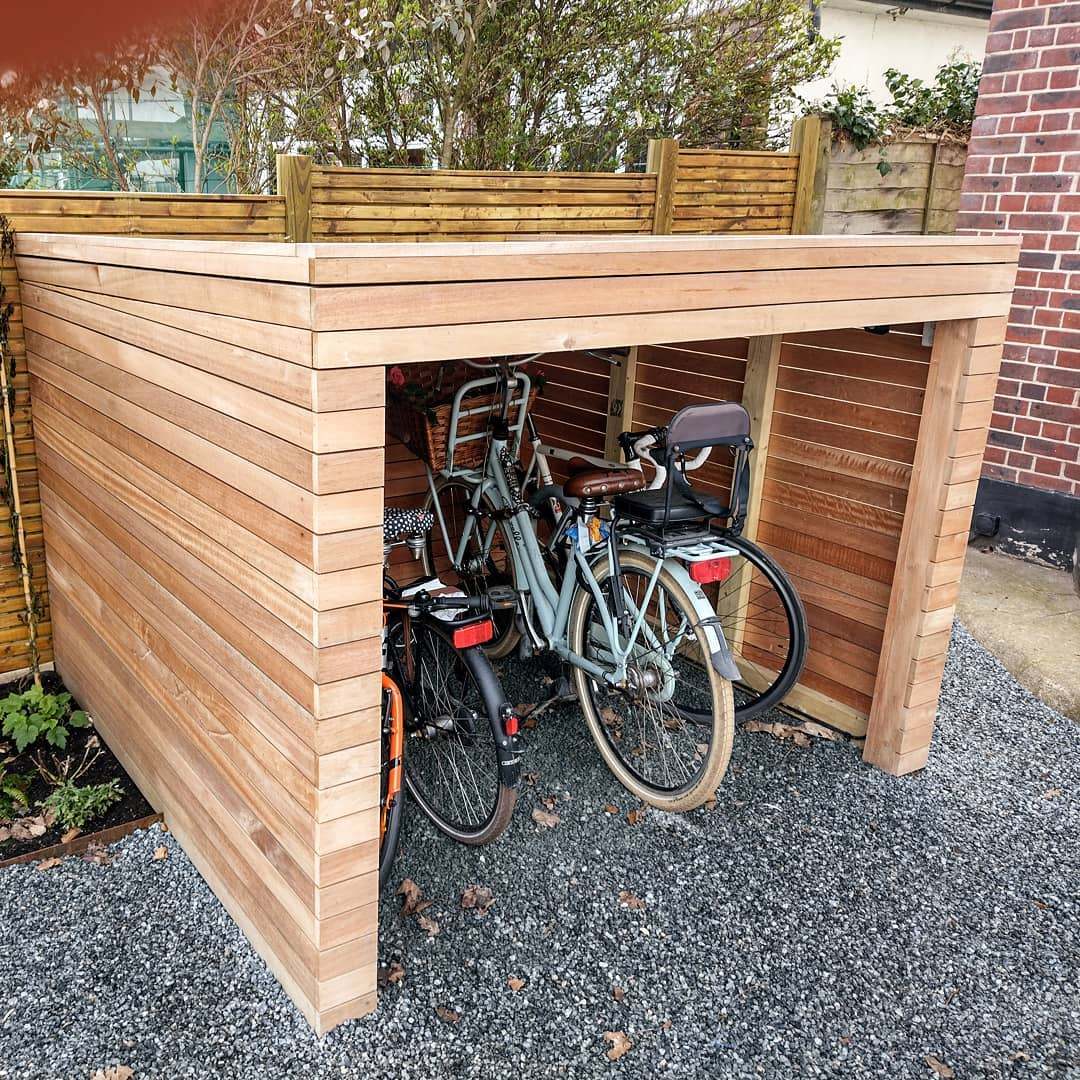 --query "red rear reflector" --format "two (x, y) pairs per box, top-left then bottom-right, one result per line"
(452, 619), (495, 649)
(504, 713), (520, 736)
(688, 557), (732, 584)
